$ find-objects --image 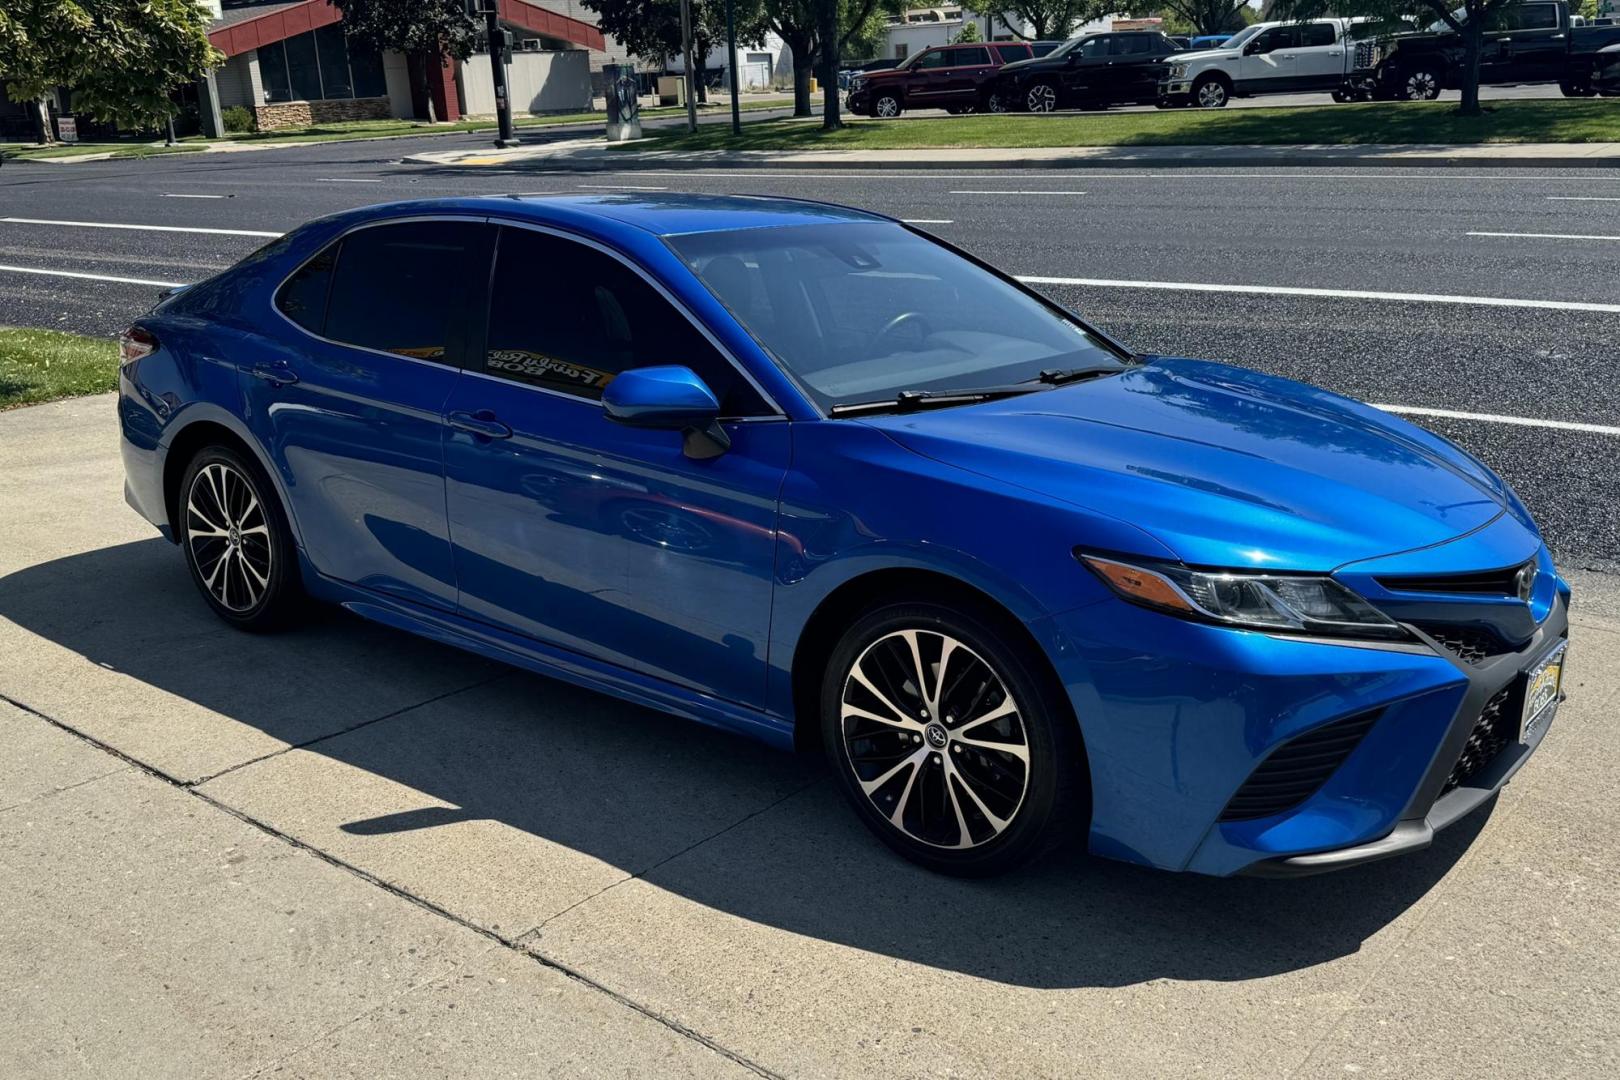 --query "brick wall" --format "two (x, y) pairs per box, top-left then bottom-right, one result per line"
(252, 97), (392, 130)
